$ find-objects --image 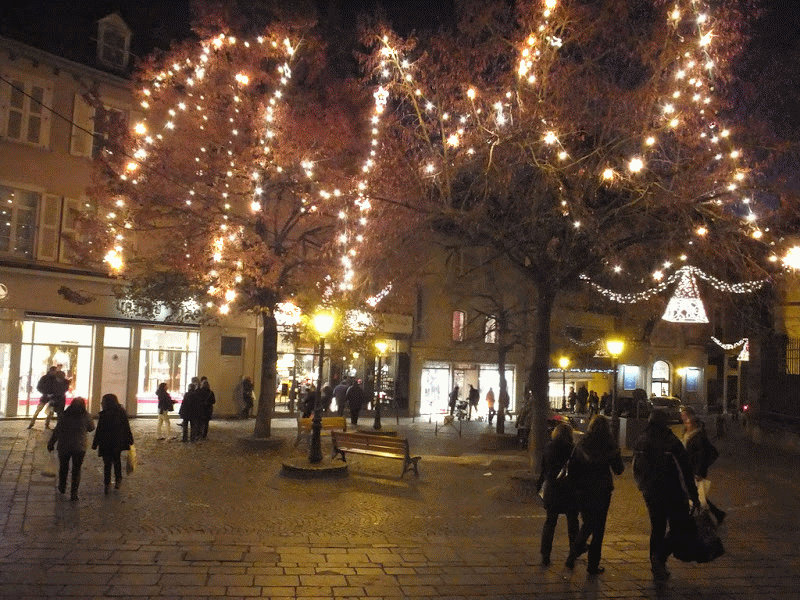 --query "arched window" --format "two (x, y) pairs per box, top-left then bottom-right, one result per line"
(452, 310), (465, 342)
(651, 360), (670, 396)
